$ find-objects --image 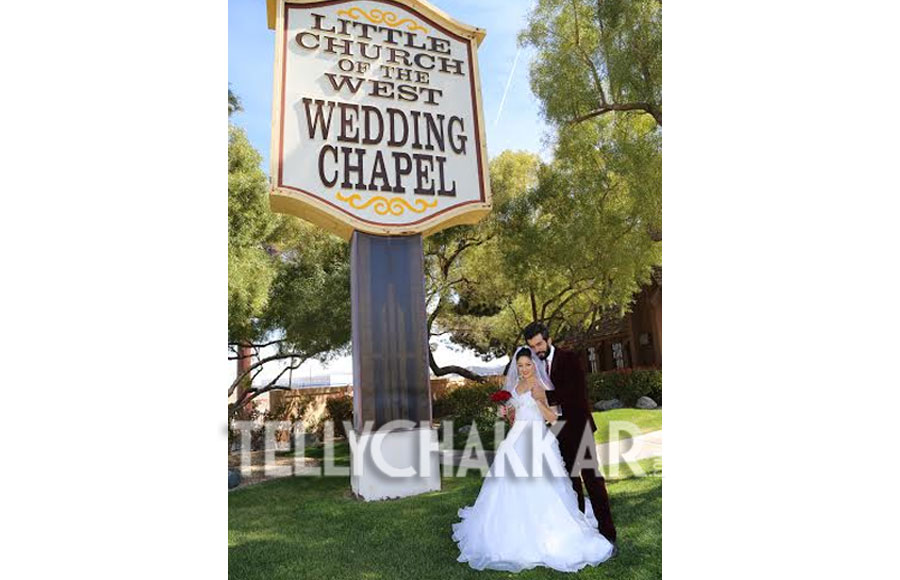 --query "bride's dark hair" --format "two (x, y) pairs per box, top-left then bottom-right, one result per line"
(515, 347), (532, 361)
